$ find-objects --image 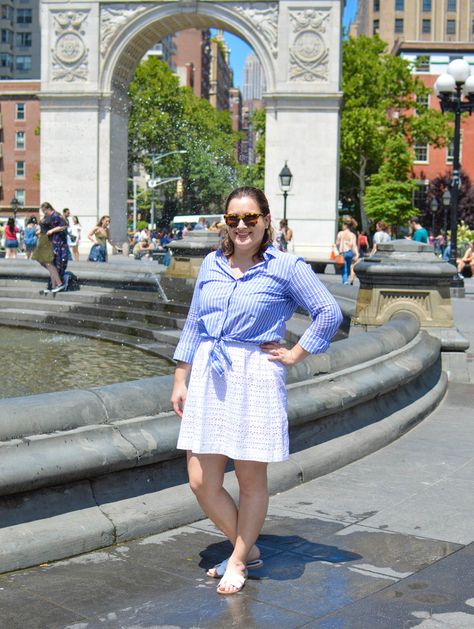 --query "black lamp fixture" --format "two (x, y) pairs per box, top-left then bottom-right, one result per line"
(434, 58), (474, 290)
(278, 161), (293, 222)
(10, 197), (19, 217)
(442, 188), (451, 236)
(429, 197), (438, 236)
